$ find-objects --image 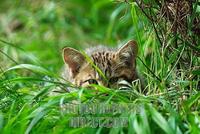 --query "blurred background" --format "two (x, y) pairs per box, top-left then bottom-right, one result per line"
(0, 0), (150, 73)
